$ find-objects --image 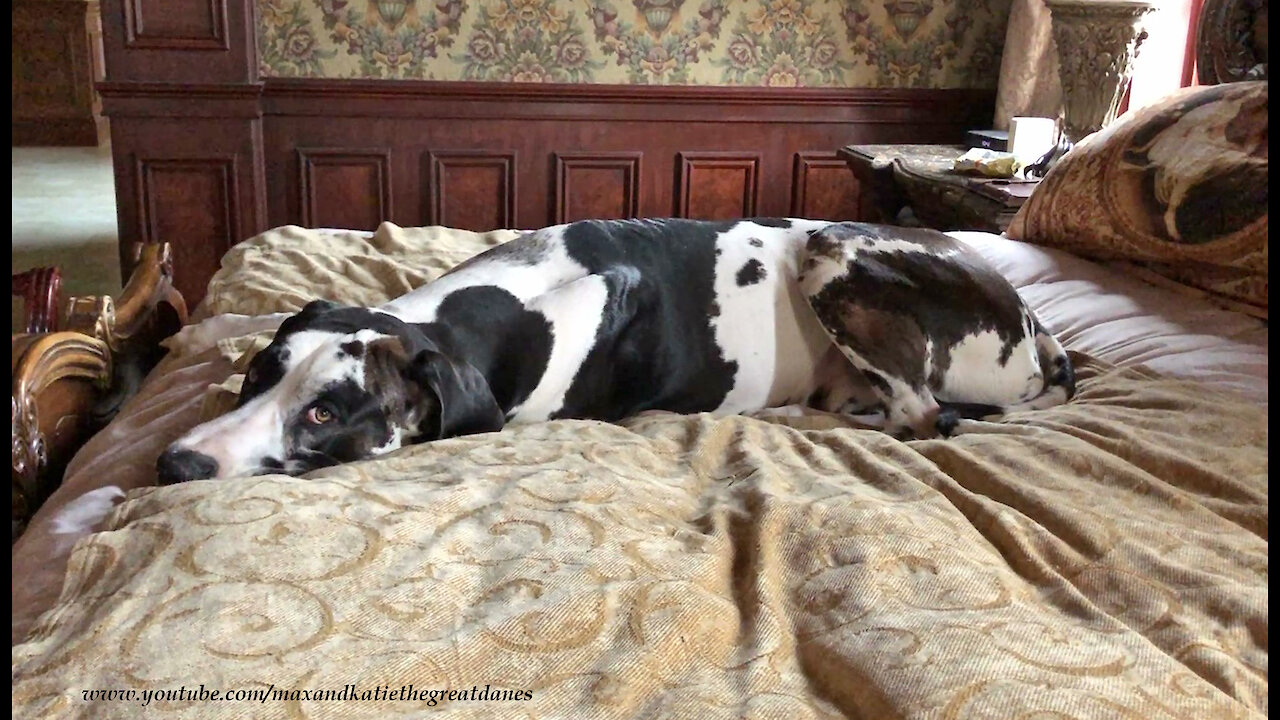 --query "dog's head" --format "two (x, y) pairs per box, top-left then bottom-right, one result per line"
(156, 300), (505, 484)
